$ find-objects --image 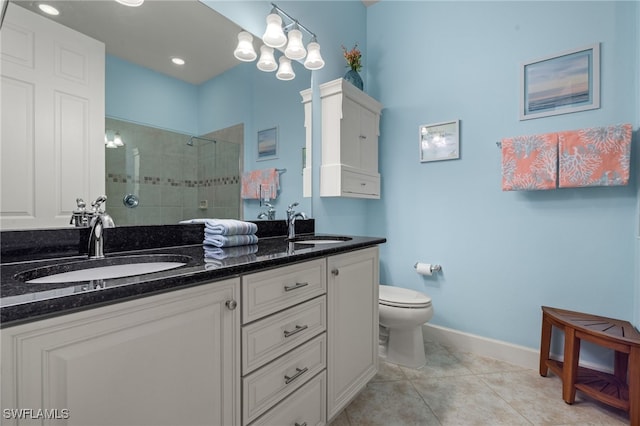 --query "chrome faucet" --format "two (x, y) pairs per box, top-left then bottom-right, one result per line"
(87, 195), (115, 259)
(257, 202), (276, 220)
(286, 202), (306, 240)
